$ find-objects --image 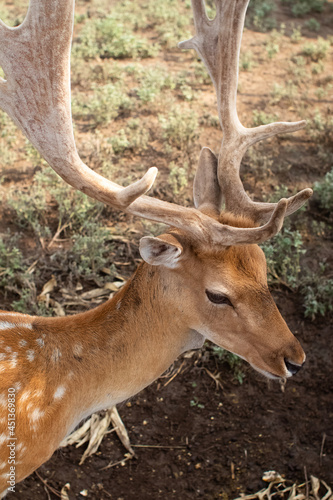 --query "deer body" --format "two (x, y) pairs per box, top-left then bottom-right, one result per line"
(0, 216), (306, 493)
